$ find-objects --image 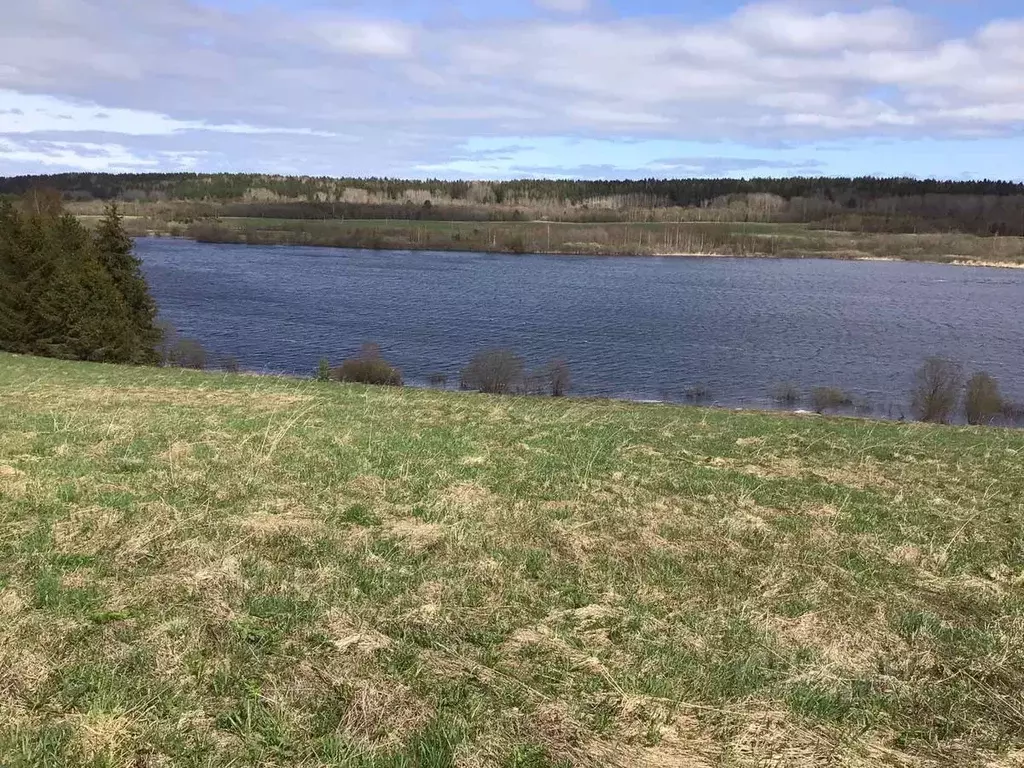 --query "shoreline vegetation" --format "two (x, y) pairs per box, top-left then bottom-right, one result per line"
(1, 171), (1022, 266)
(164, 342), (1024, 429)
(4, 352), (1024, 766)
(118, 215), (1024, 267)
